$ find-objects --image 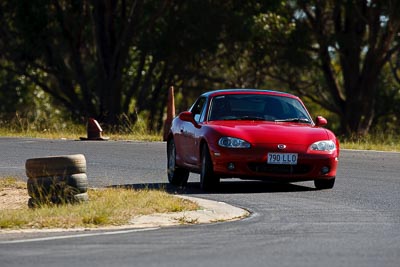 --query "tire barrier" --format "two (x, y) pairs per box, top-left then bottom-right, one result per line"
(25, 154), (89, 207)
(26, 154), (87, 178)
